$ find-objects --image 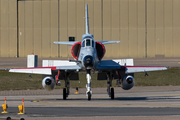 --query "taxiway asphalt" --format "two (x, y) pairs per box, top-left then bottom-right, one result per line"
(1, 87), (180, 119)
